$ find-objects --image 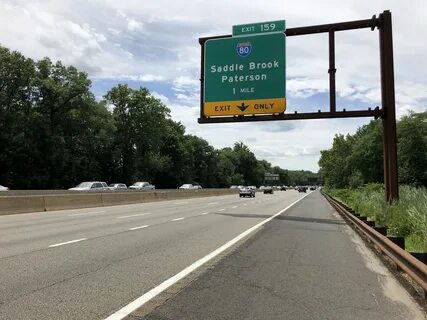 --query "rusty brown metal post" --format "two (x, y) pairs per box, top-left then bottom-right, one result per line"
(379, 10), (399, 203)
(328, 31), (336, 113)
(199, 40), (205, 119)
